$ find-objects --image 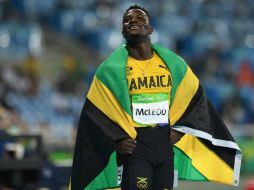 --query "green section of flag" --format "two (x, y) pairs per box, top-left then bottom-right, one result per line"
(85, 152), (119, 190)
(174, 147), (207, 181)
(152, 44), (187, 107)
(132, 93), (168, 104)
(96, 45), (131, 115)
(86, 147), (207, 190)
(96, 44), (188, 115)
